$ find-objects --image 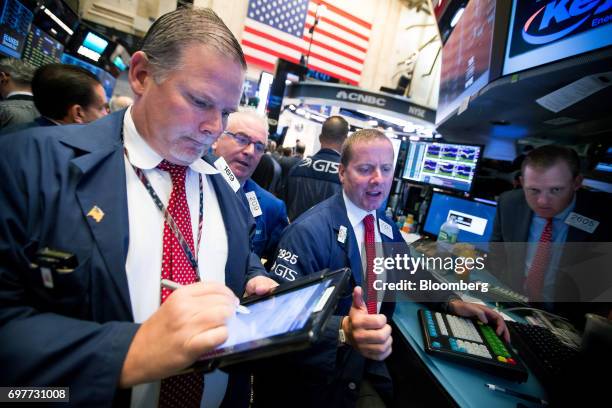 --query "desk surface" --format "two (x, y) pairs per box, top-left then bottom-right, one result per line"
(393, 302), (548, 408)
